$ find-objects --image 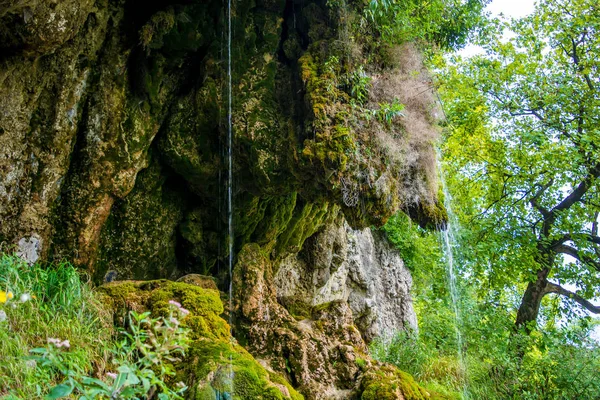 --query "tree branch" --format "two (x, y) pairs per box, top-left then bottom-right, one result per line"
(529, 179), (553, 218)
(551, 163), (600, 215)
(553, 244), (600, 272)
(544, 282), (600, 314)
